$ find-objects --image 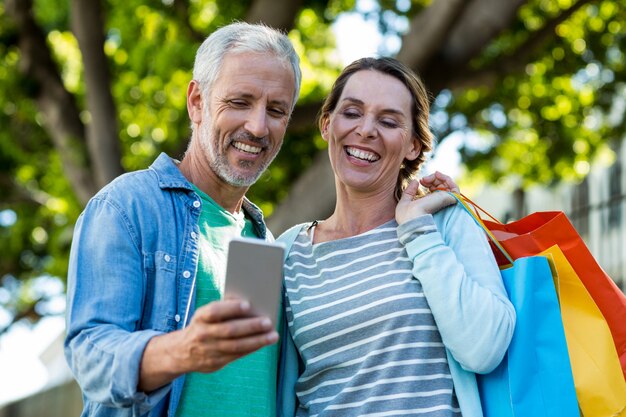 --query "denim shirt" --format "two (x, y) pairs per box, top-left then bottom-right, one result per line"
(64, 153), (269, 417)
